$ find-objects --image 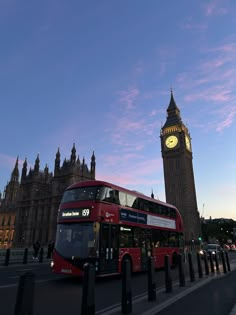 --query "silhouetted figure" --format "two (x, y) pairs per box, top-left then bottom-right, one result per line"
(33, 240), (40, 259)
(47, 240), (54, 258)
